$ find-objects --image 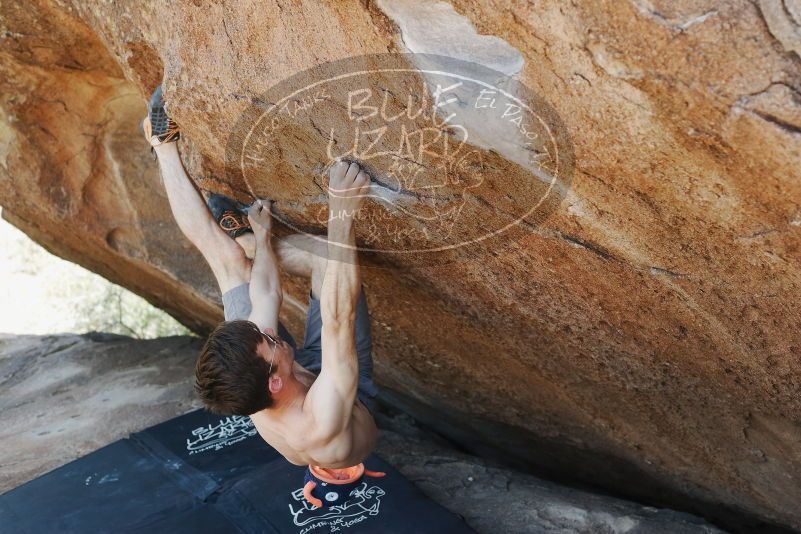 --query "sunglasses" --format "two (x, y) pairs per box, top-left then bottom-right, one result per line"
(259, 329), (281, 374)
